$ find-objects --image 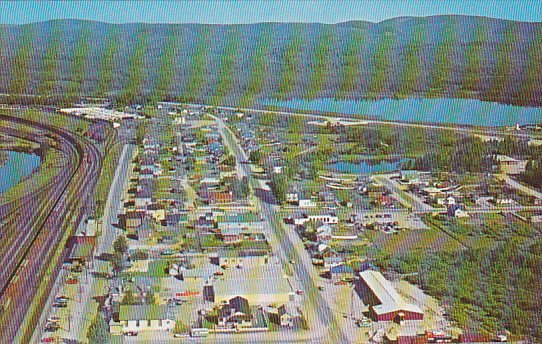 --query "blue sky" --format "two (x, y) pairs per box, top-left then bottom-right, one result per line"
(1, 1), (541, 25)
